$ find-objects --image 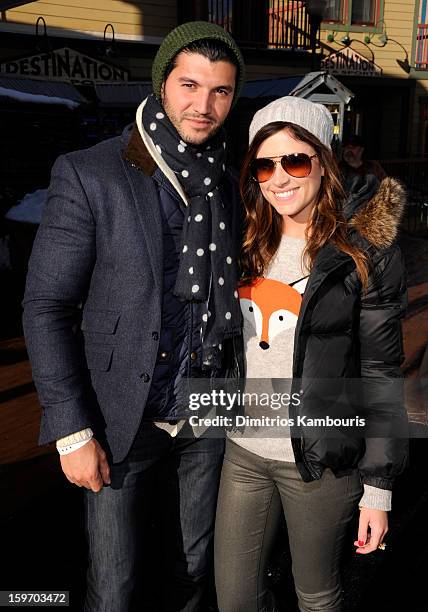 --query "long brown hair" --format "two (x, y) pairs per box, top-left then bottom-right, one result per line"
(239, 121), (368, 288)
